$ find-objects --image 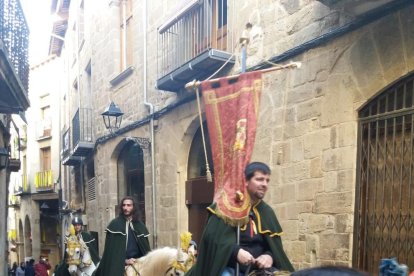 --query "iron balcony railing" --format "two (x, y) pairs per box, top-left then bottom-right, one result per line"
(0, 0), (29, 91)
(61, 127), (71, 159)
(35, 170), (54, 191)
(61, 126), (82, 166)
(72, 107), (93, 146)
(8, 194), (20, 206)
(157, 0), (231, 78)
